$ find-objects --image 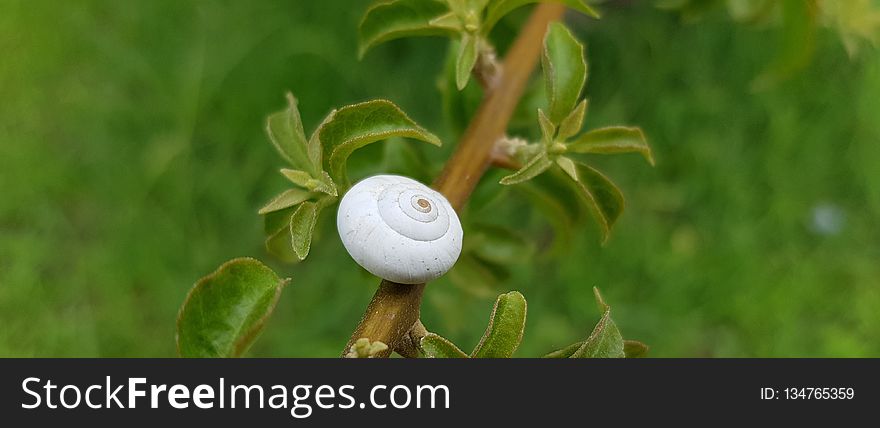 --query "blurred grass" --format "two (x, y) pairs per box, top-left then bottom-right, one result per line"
(0, 0), (877, 357)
